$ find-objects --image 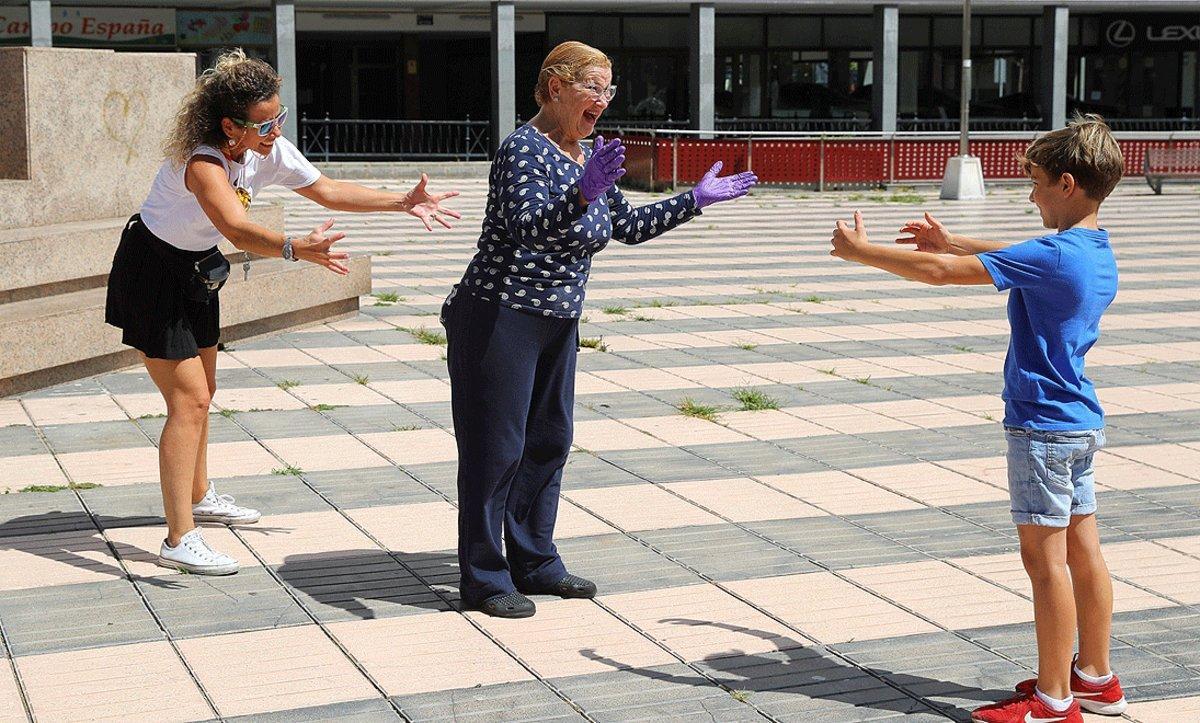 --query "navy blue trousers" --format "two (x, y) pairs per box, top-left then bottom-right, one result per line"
(442, 291), (574, 606)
